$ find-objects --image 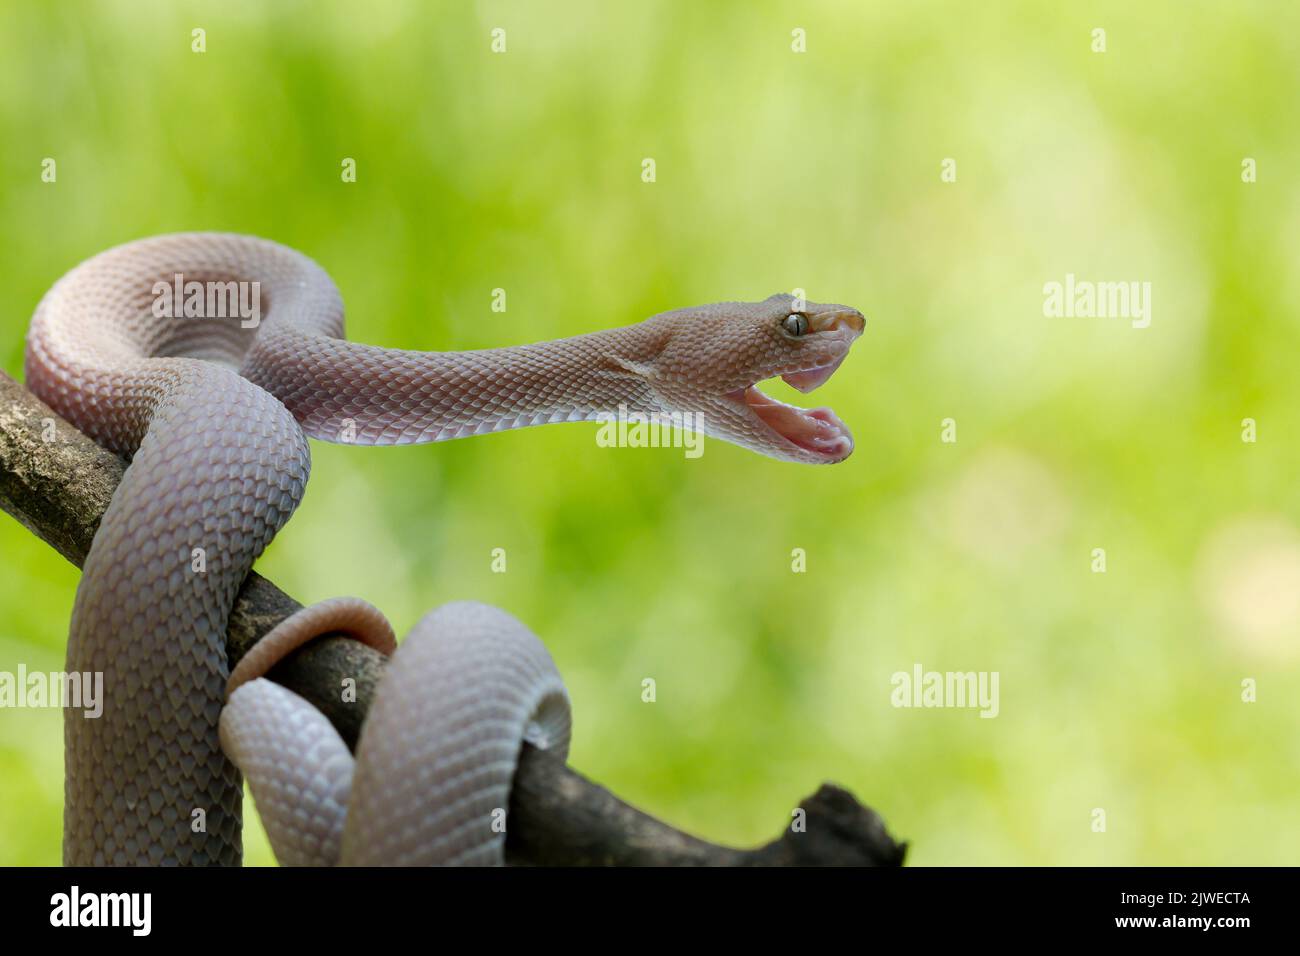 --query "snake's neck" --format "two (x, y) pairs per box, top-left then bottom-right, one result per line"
(245, 321), (671, 446)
